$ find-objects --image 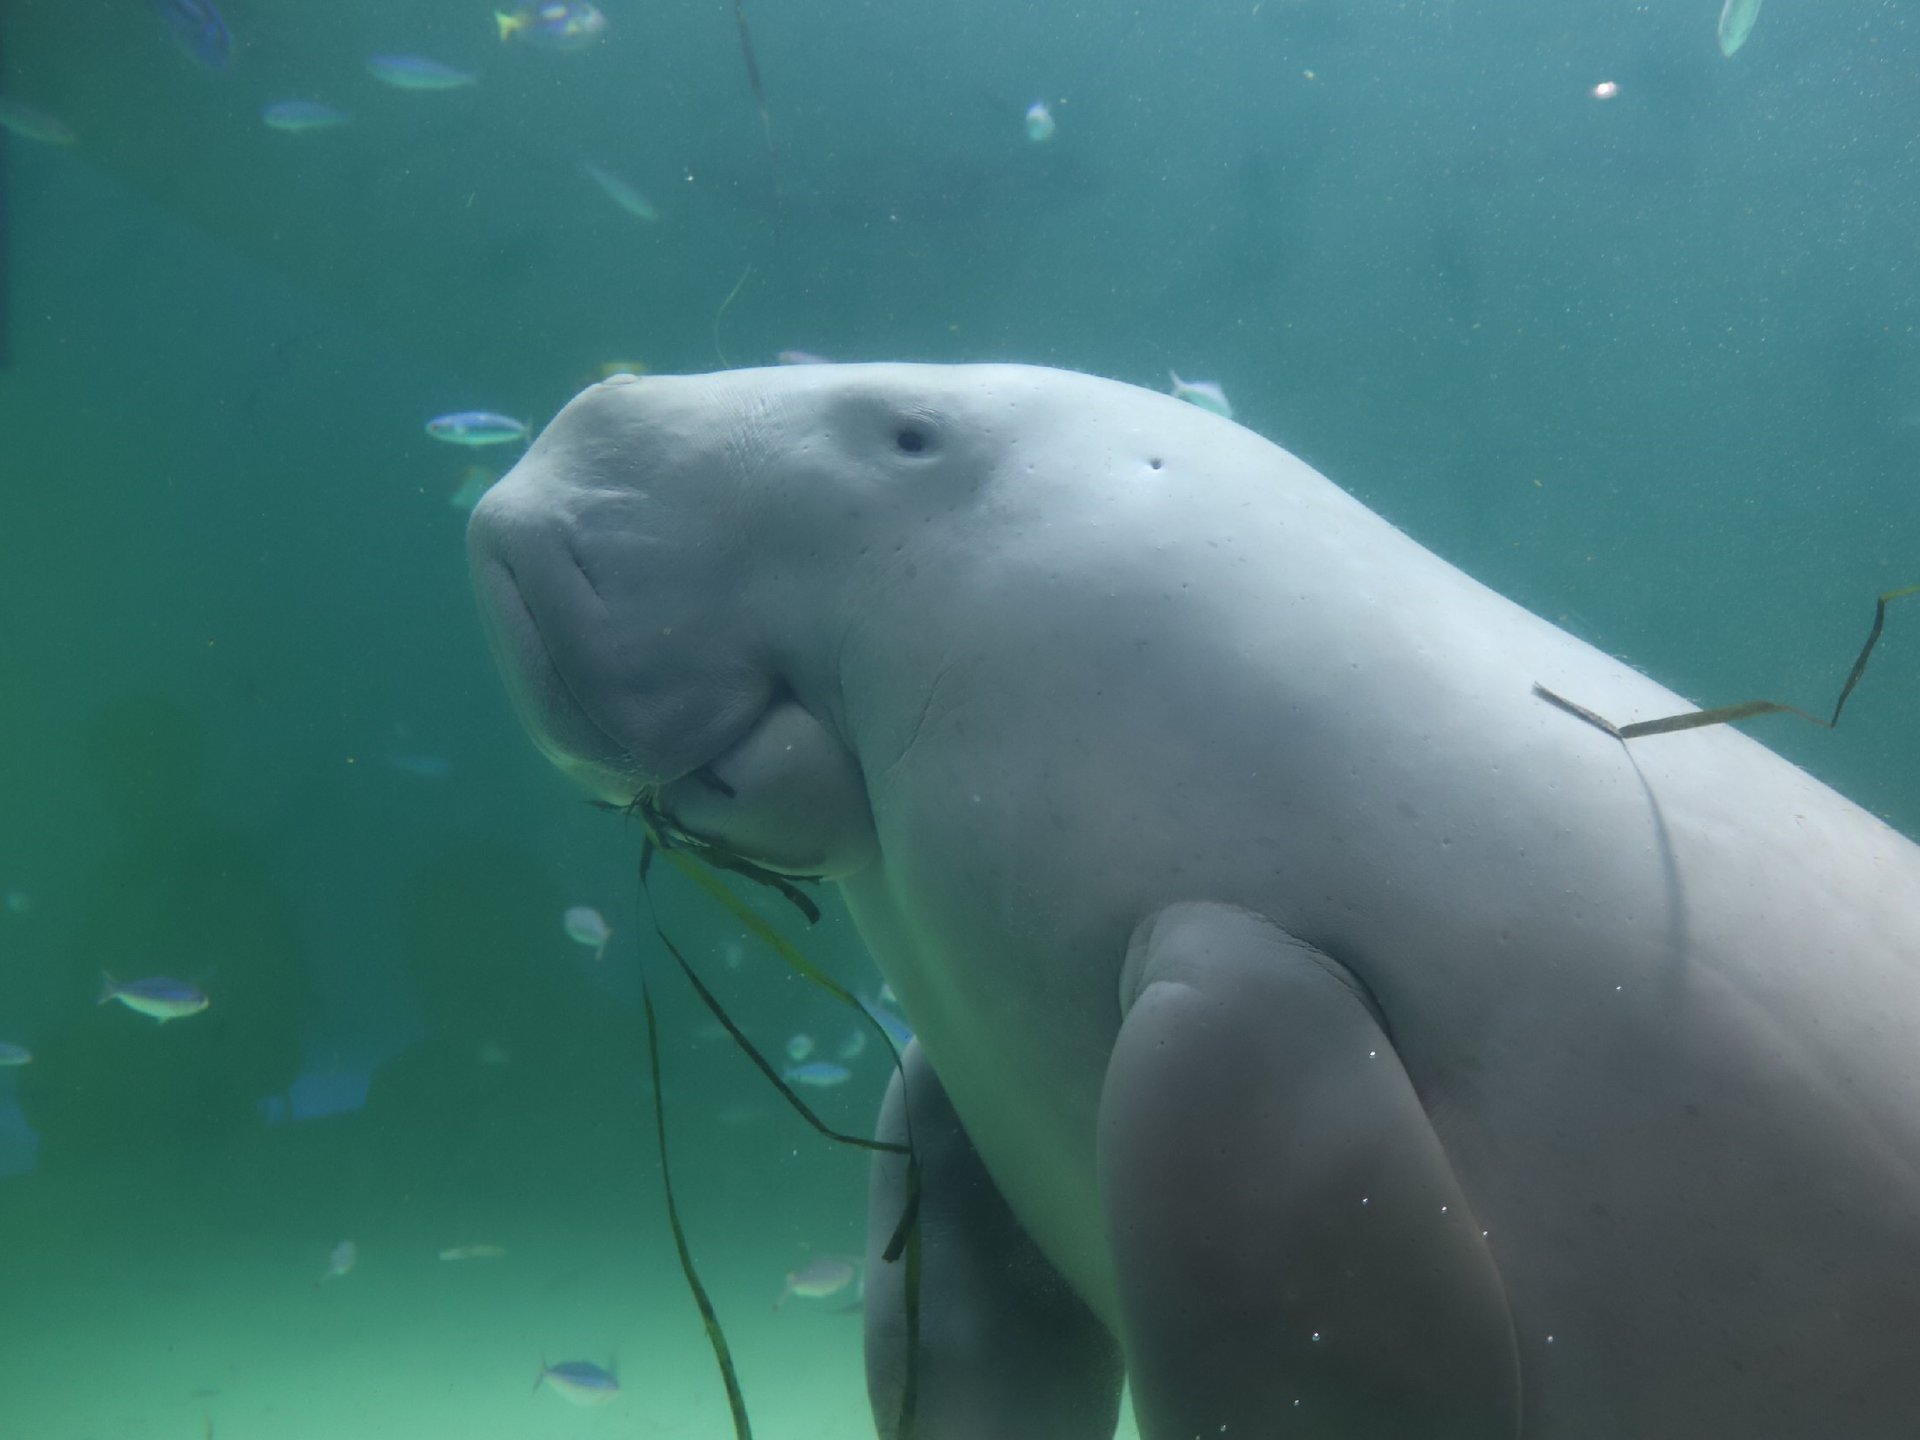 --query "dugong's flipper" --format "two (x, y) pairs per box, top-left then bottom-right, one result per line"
(865, 1042), (1124, 1440)
(1104, 903), (1522, 1440)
